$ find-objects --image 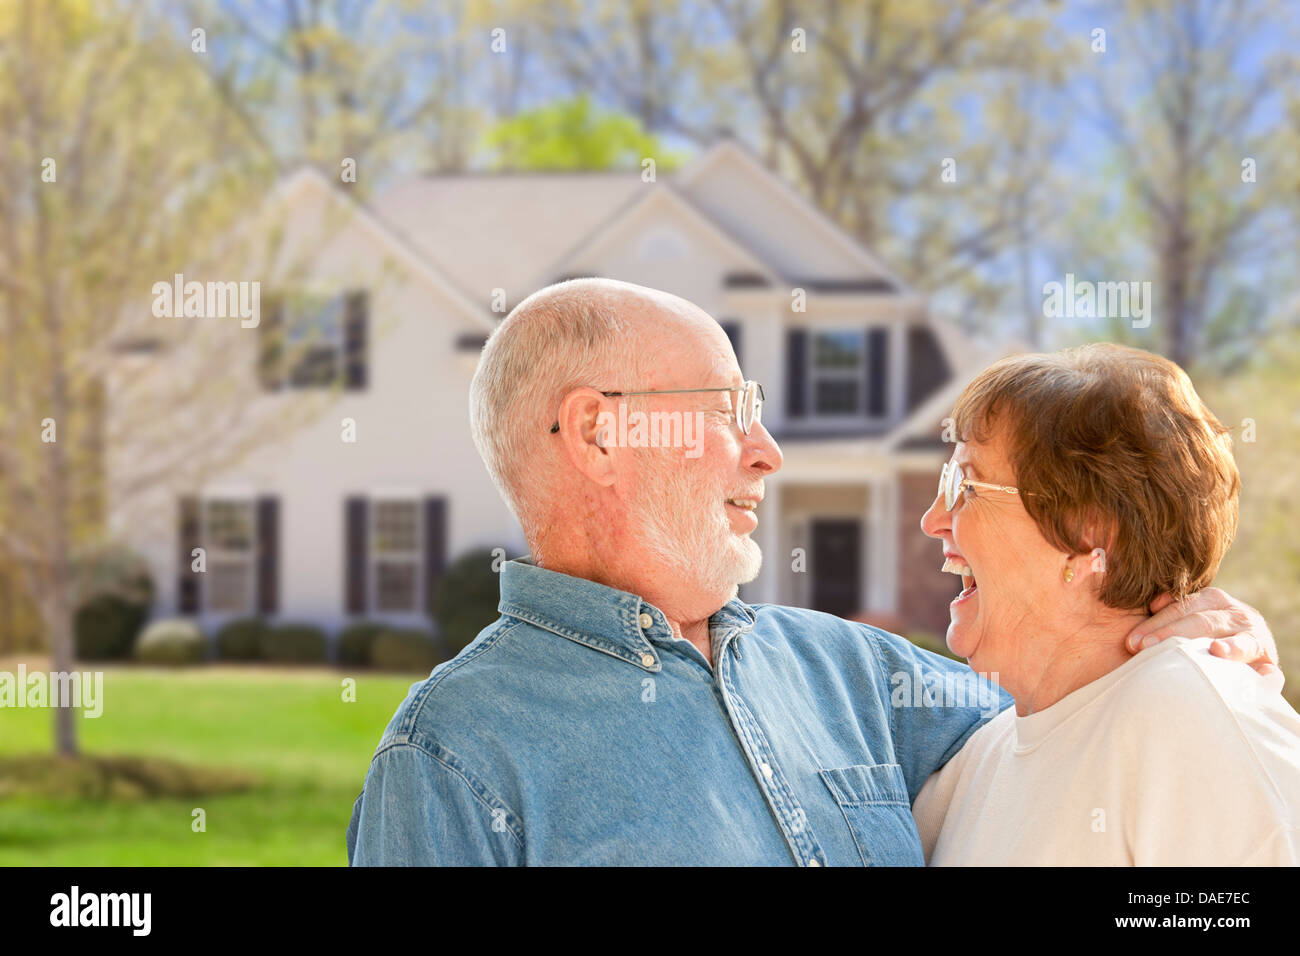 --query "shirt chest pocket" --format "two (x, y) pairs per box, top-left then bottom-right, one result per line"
(818, 763), (925, 867)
